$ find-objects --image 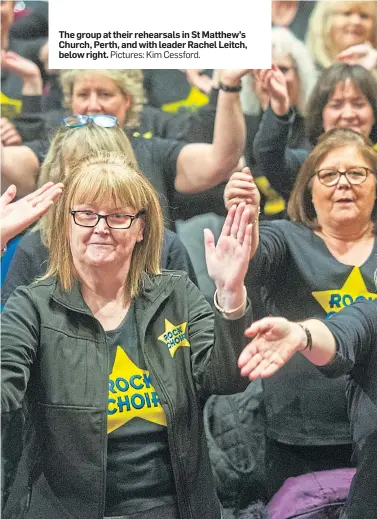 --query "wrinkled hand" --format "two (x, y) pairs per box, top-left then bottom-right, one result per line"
(204, 203), (252, 292)
(185, 69), (213, 95)
(336, 42), (377, 71)
(238, 317), (305, 380)
(0, 117), (22, 146)
(1, 182), (64, 248)
(252, 65), (290, 115)
(1, 50), (41, 81)
(224, 167), (261, 221)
